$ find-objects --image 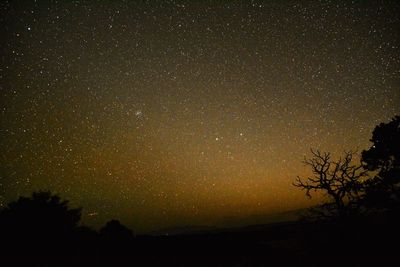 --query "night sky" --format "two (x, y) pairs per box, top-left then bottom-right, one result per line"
(1, 0), (399, 233)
